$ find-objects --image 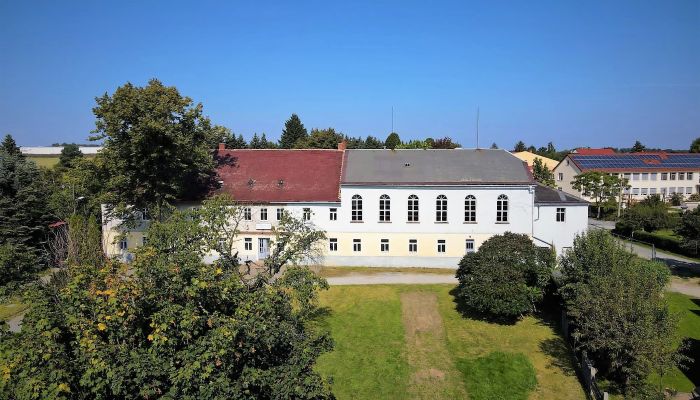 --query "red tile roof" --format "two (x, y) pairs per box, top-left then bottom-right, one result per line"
(574, 148), (616, 155)
(214, 149), (343, 203)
